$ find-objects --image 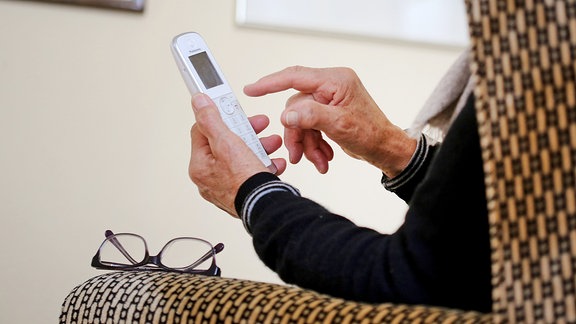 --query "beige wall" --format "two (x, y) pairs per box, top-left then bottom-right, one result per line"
(0, 0), (461, 322)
